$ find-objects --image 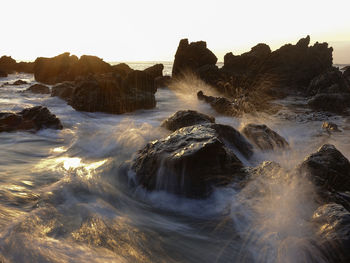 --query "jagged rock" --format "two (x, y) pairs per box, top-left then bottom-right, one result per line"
(143, 64), (164, 79)
(172, 39), (217, 76)
(51, 82), (76, 101)
(308, 93), (350, 113)
(322, 121), (341, 133)
(34, 53), (112, 84)
(312, 203), (350, 263)
(131, 123), (253, 198)
(112, 63), (133, 78)
(299, 144), (350, 192)
(161, 110), (215, 131)
(68, 71), (156, 113)
(197, 64), (222, 86)
(0, 70), (7, 77)
(26, 84), (50, 94)
(197, 90), (240, 116)
(307, 67), (345, 96)
(241, 123), (289, 150)
(0, 106), (62, 132)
